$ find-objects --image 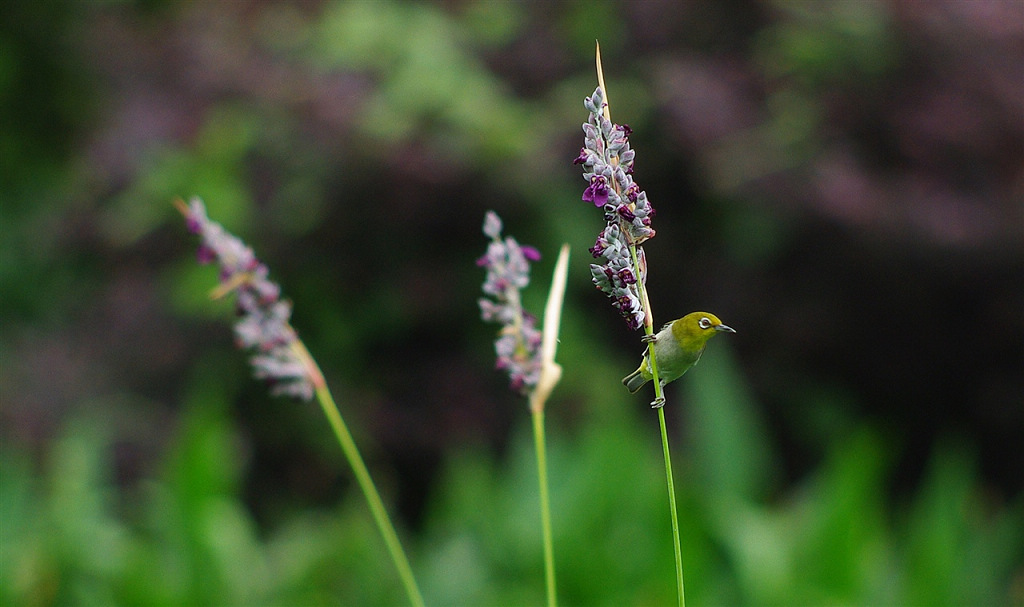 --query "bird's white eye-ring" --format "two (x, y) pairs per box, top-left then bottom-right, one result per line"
(698, 317), (712, 329)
